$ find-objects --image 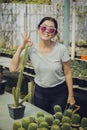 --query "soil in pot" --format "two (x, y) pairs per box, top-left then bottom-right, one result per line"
(0, 79), (7, 94)
(8, 104), (25, 120)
